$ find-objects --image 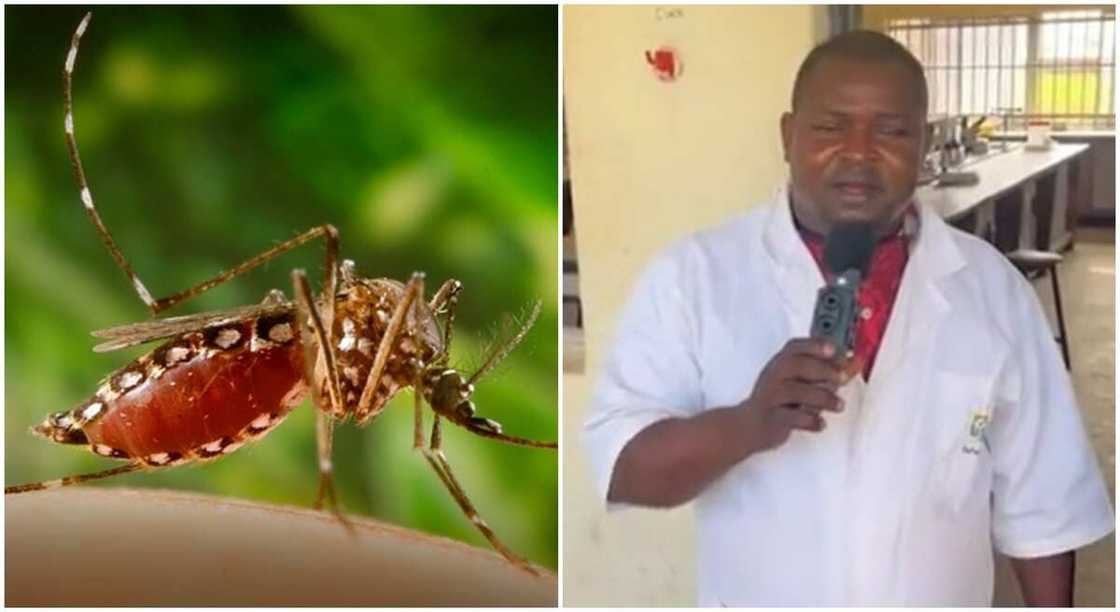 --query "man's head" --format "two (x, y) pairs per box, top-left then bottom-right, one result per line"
(780, 30), (929, 238)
